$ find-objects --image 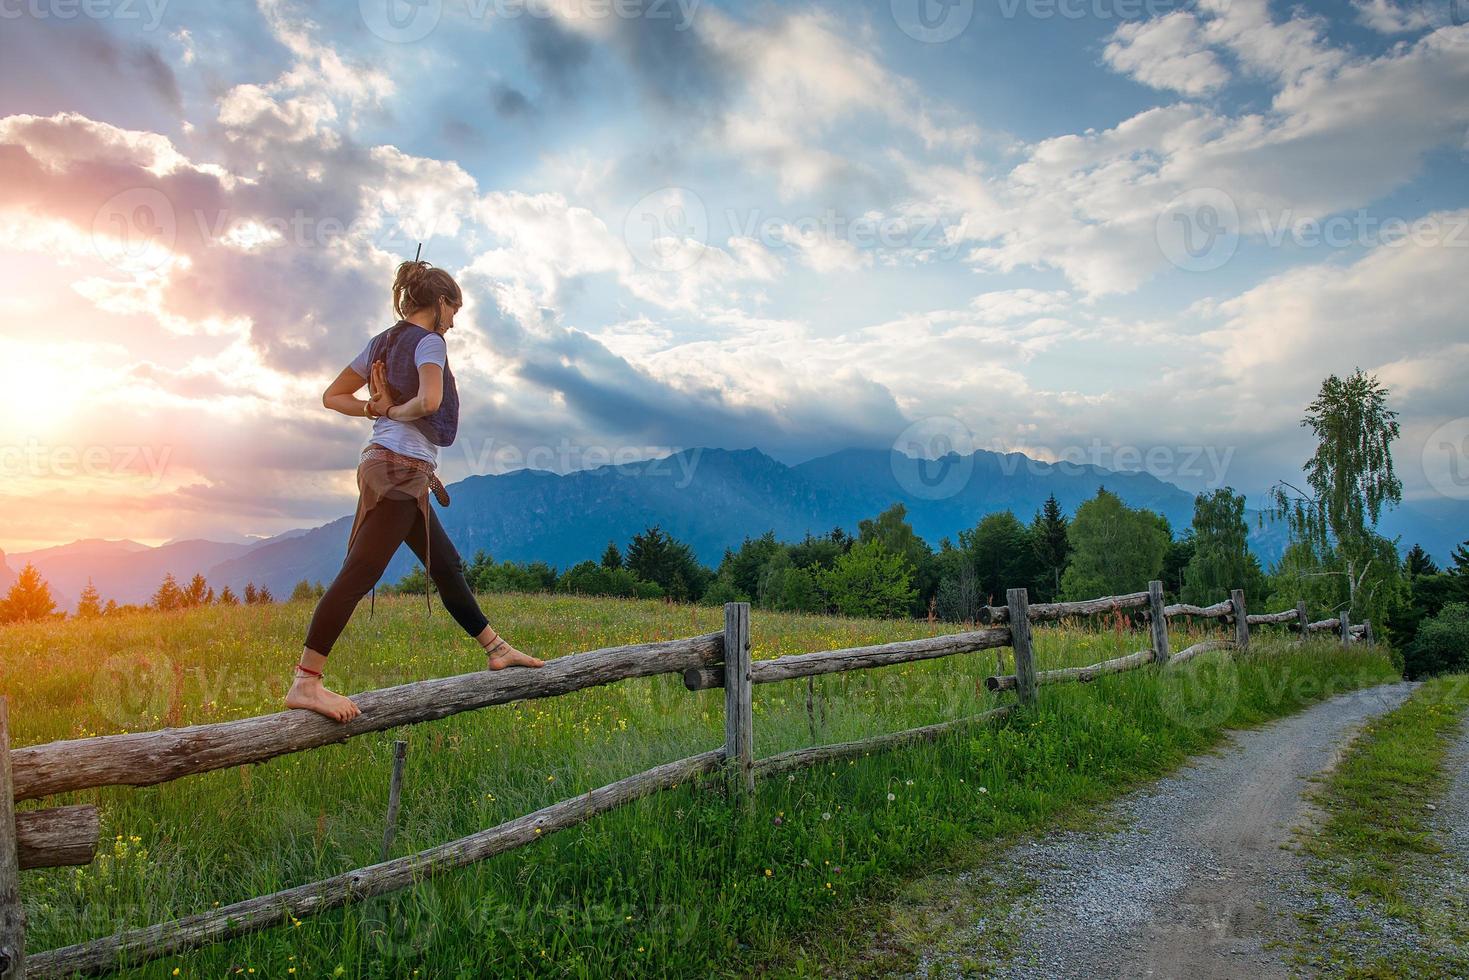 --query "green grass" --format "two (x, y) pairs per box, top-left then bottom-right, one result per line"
(1291, 675), (1469, 978)
(1, 593), (1397, 978)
